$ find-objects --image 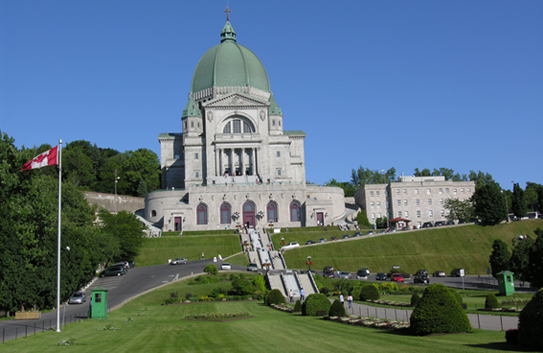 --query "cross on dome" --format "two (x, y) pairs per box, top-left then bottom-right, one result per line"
(224, 6), (231, 21)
